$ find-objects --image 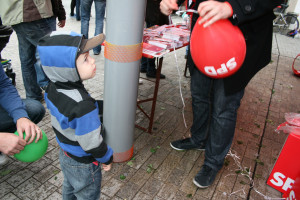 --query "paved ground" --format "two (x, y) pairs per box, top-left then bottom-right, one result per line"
(1, 1), (300, 199)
